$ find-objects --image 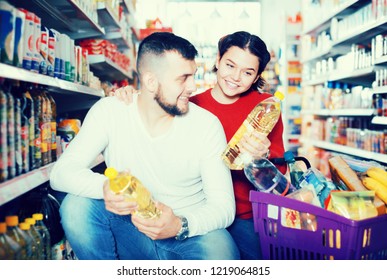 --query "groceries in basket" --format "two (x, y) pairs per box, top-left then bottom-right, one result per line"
(329, 156), (386, 215)
(282, 185), (320, 231)
(326, 190), (378, 220)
